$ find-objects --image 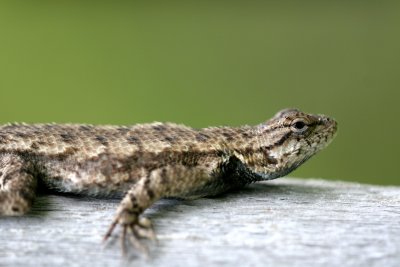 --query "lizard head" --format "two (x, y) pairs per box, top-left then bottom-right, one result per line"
(254, 108), (338, 179)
